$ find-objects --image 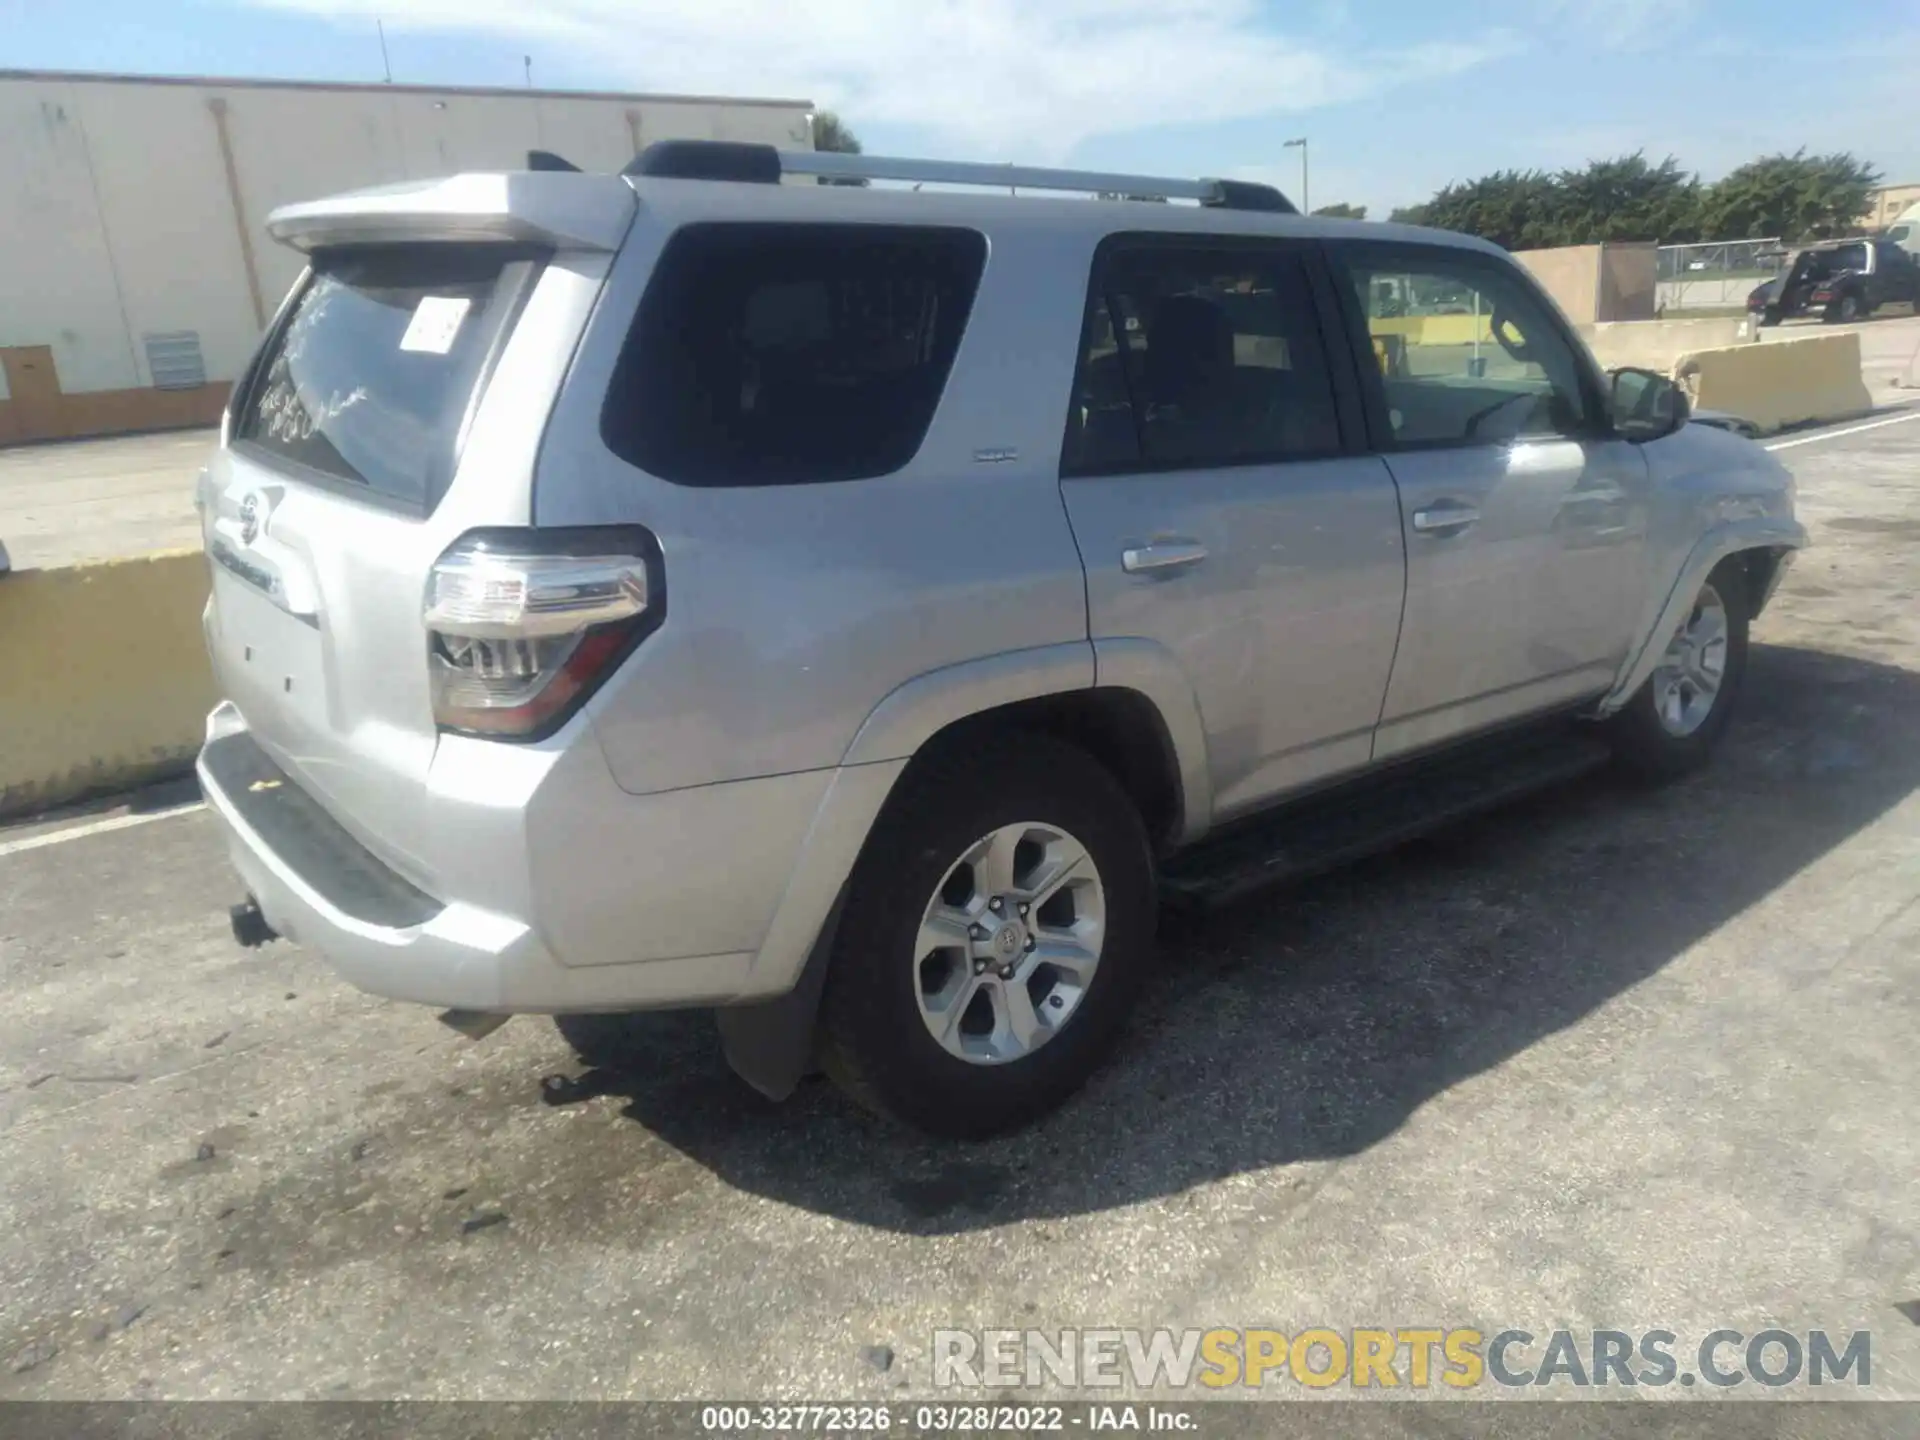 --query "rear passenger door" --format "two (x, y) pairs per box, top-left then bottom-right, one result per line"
(1331, 241), (1651, 760)
(1058, 234), (1407, 823)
